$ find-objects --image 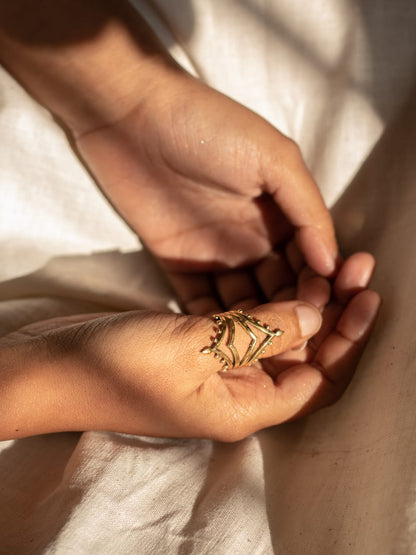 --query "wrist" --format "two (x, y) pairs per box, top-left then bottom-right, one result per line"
(54, 16), (183, 137)
(0, 337), (55, 439)
(0, 0), (184, 136)
(0, 329), (112, 439)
